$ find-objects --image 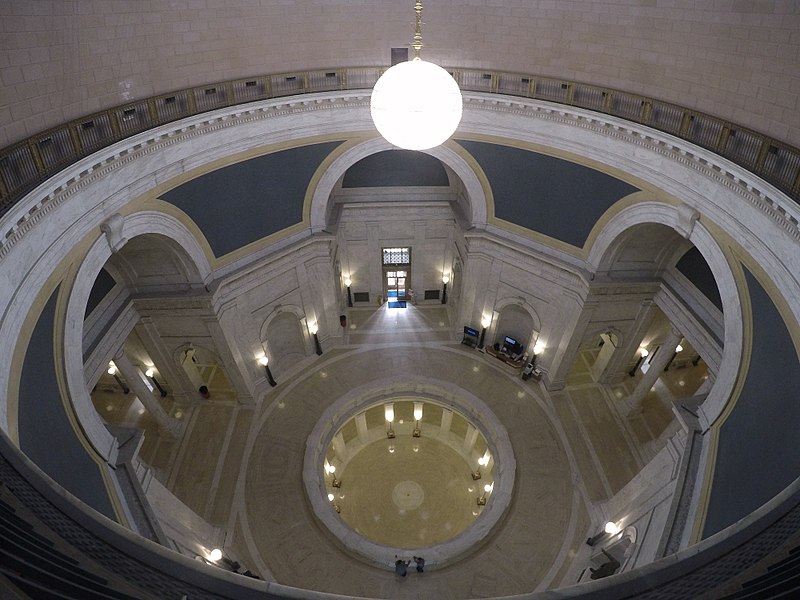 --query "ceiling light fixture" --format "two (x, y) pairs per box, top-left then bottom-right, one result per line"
(370, 1), (462, 150)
